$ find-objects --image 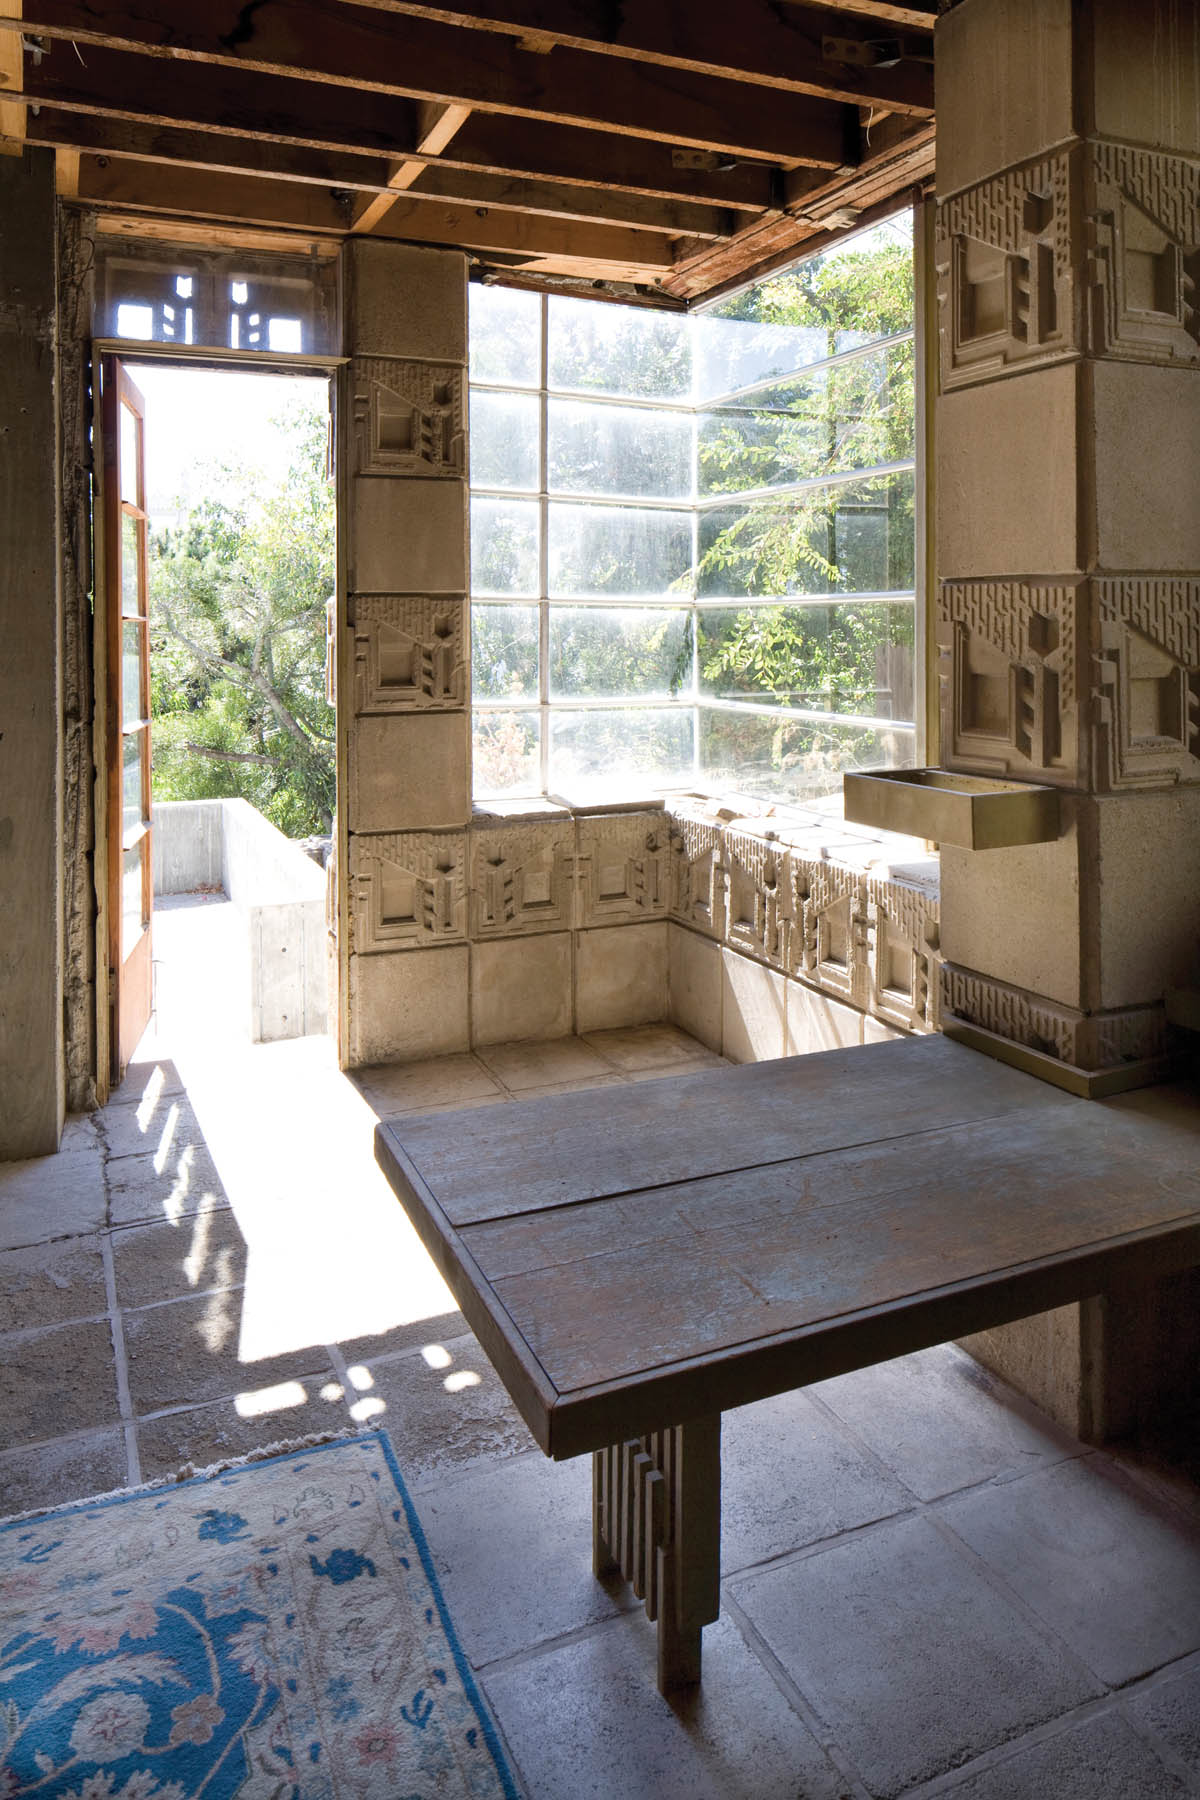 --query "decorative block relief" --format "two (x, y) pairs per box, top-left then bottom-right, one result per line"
(576, 813), (672, 926)
(1093, 577), (1200, 789)
(942, 964), (1167, 1070)
(470, 819), (575, 939)
(723, 828), (788, 967)
(349, 831), (467, 953)
(353, 594), (467, 714)
(789, 858), (869, 1009)
(1087, 143), (1200, 366)
(938, 580), (1081, 785)
(352, 356), (466, 477)
(866, 876), (941, 1033)
(937, 151), (1076, 389)
(667, 813), (725, 939)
